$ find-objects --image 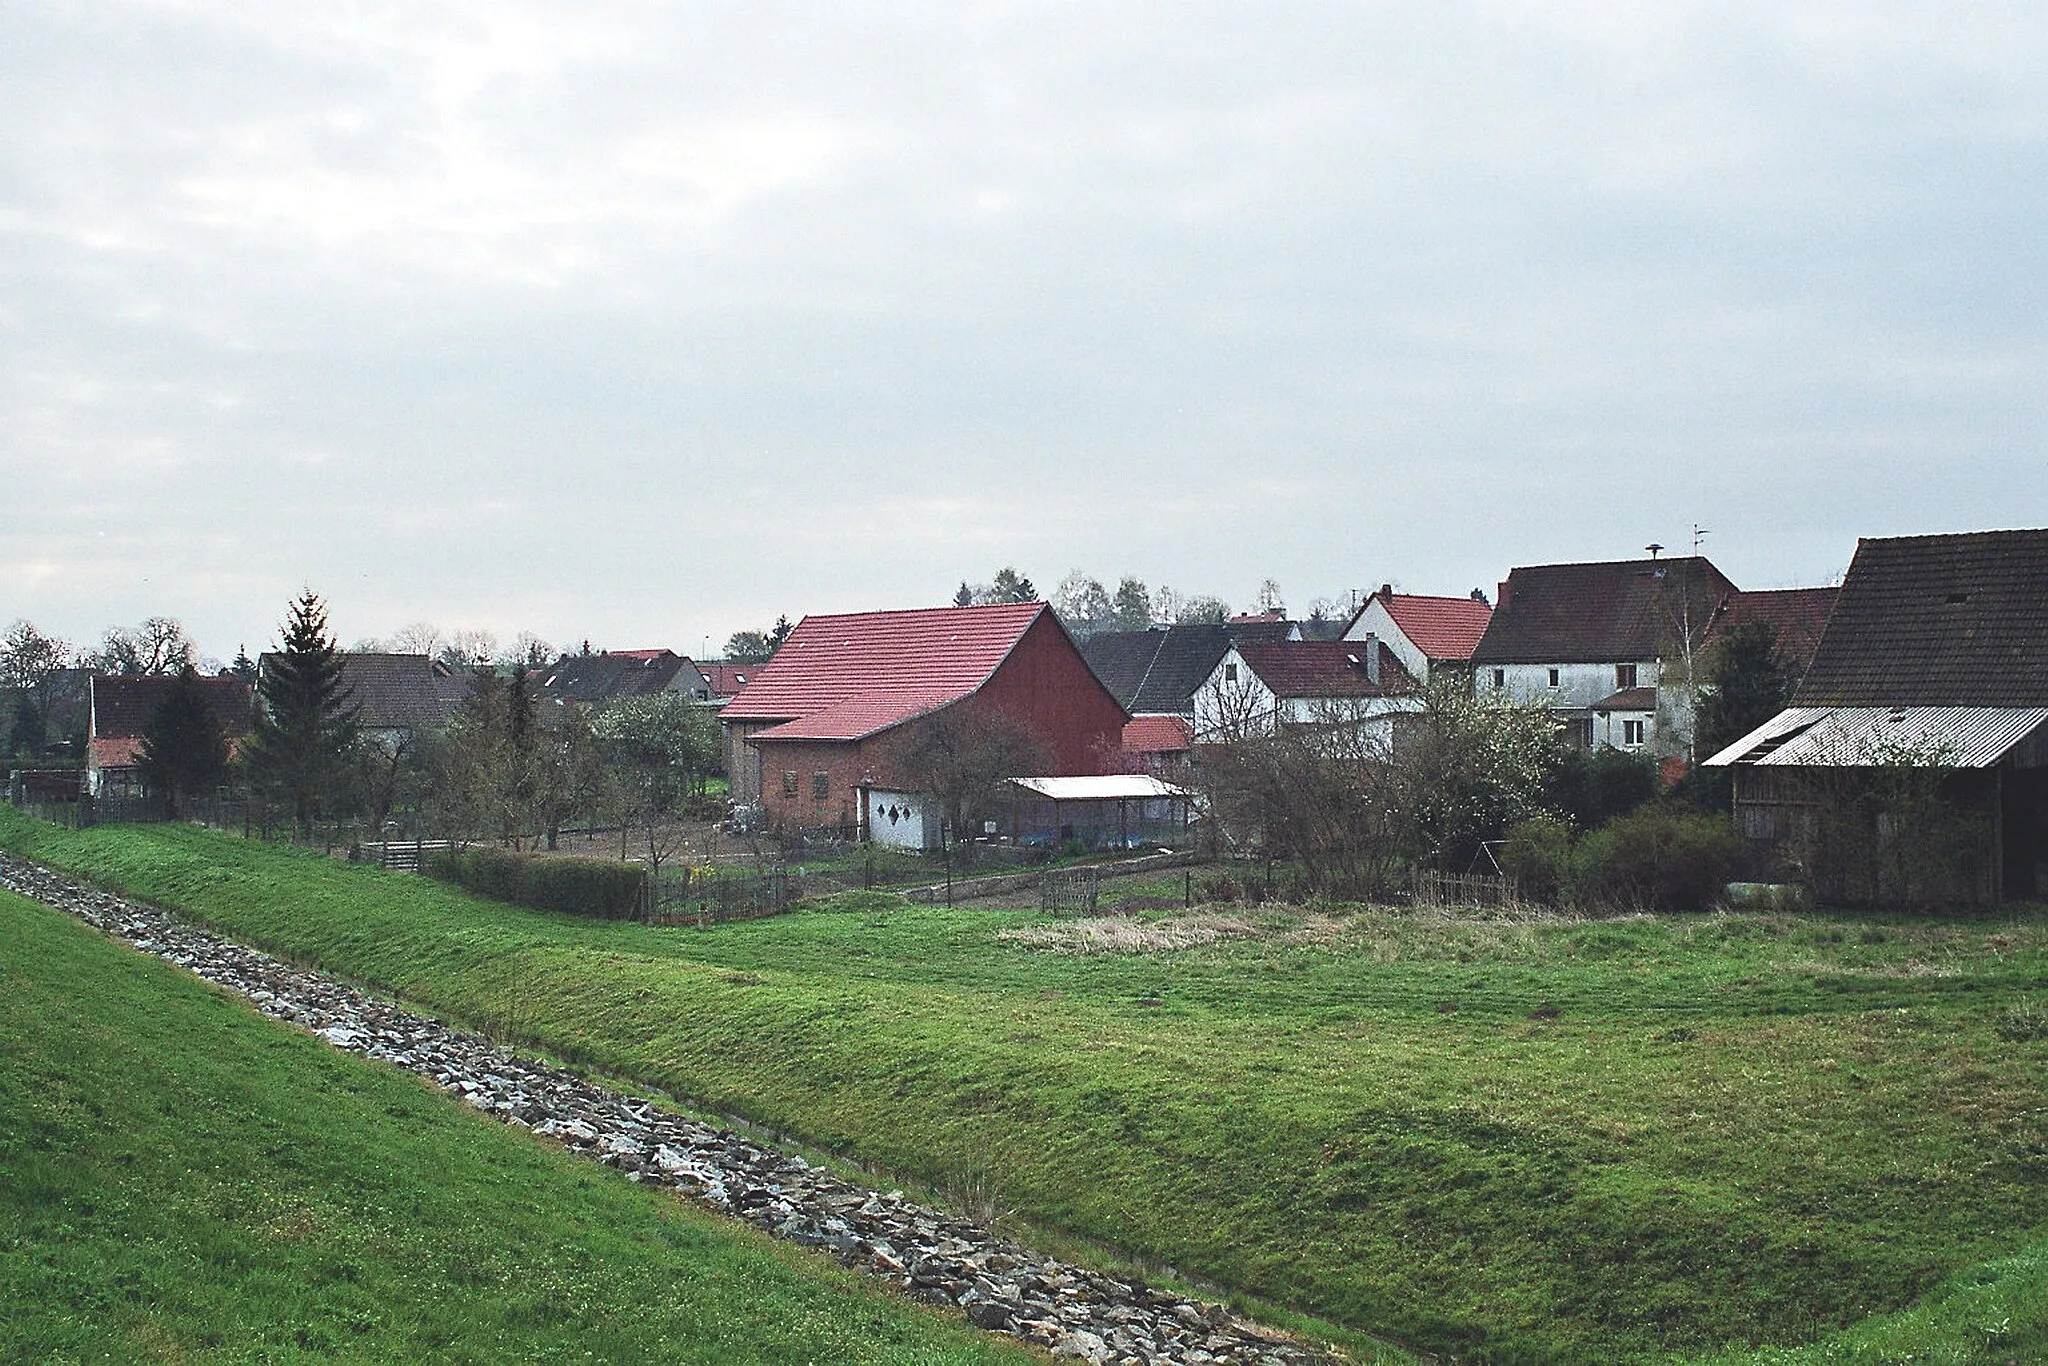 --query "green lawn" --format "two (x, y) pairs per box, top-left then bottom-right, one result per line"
(4, 807), (2045, 1364)
(0, 884), (1036, 1364)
